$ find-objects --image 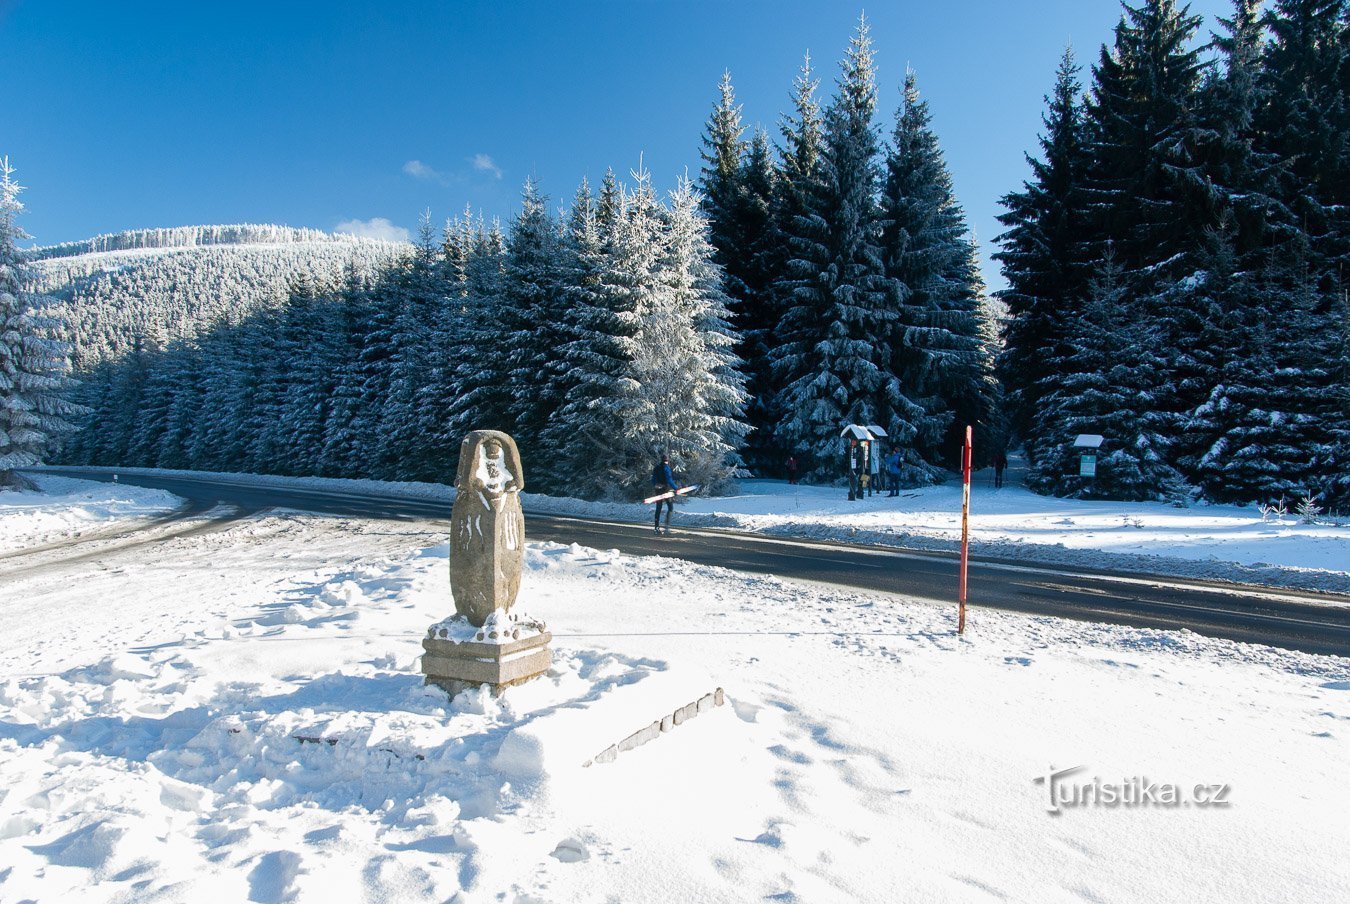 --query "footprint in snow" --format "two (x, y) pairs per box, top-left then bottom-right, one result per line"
(550, 838), (590, 863)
